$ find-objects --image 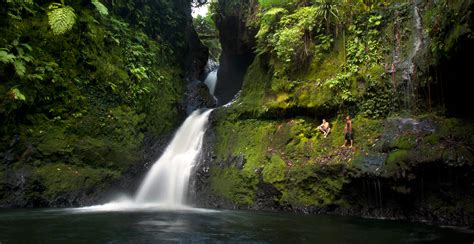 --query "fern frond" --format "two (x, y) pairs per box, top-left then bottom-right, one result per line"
(8, 88), (26, 101)
(0, 50), (16, 64)
(91, 0), (109, 16)
(48, 5), (77, 35)
(6, 0), (34, 4)
(20, 43), (33, 52)
(13, 60), (26, 77)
